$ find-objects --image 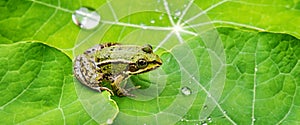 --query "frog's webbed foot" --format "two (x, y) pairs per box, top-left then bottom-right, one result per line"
(115, 85), (141, 97)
